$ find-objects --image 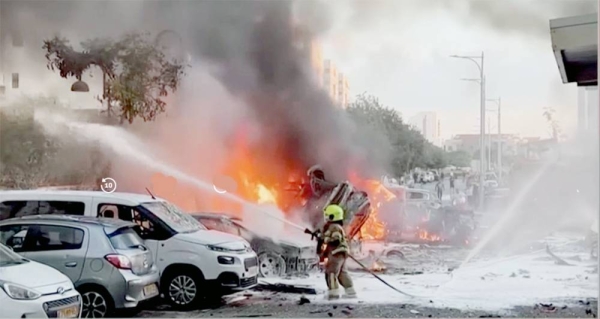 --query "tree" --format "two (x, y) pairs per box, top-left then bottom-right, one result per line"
(347, 93), (446, 176)
(543, 107), (561, 141)
(43, 33), (187, 124)
(445, 150), (471, 167)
